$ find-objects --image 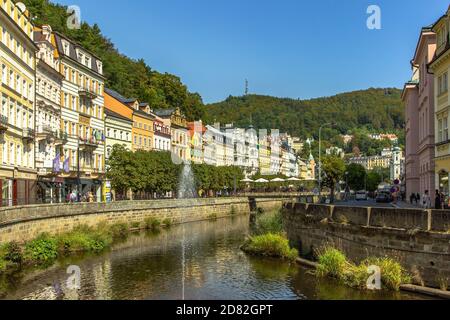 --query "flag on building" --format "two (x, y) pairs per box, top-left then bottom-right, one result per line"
(63, 157), (70, 173)
(53, 153), (61, 173)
